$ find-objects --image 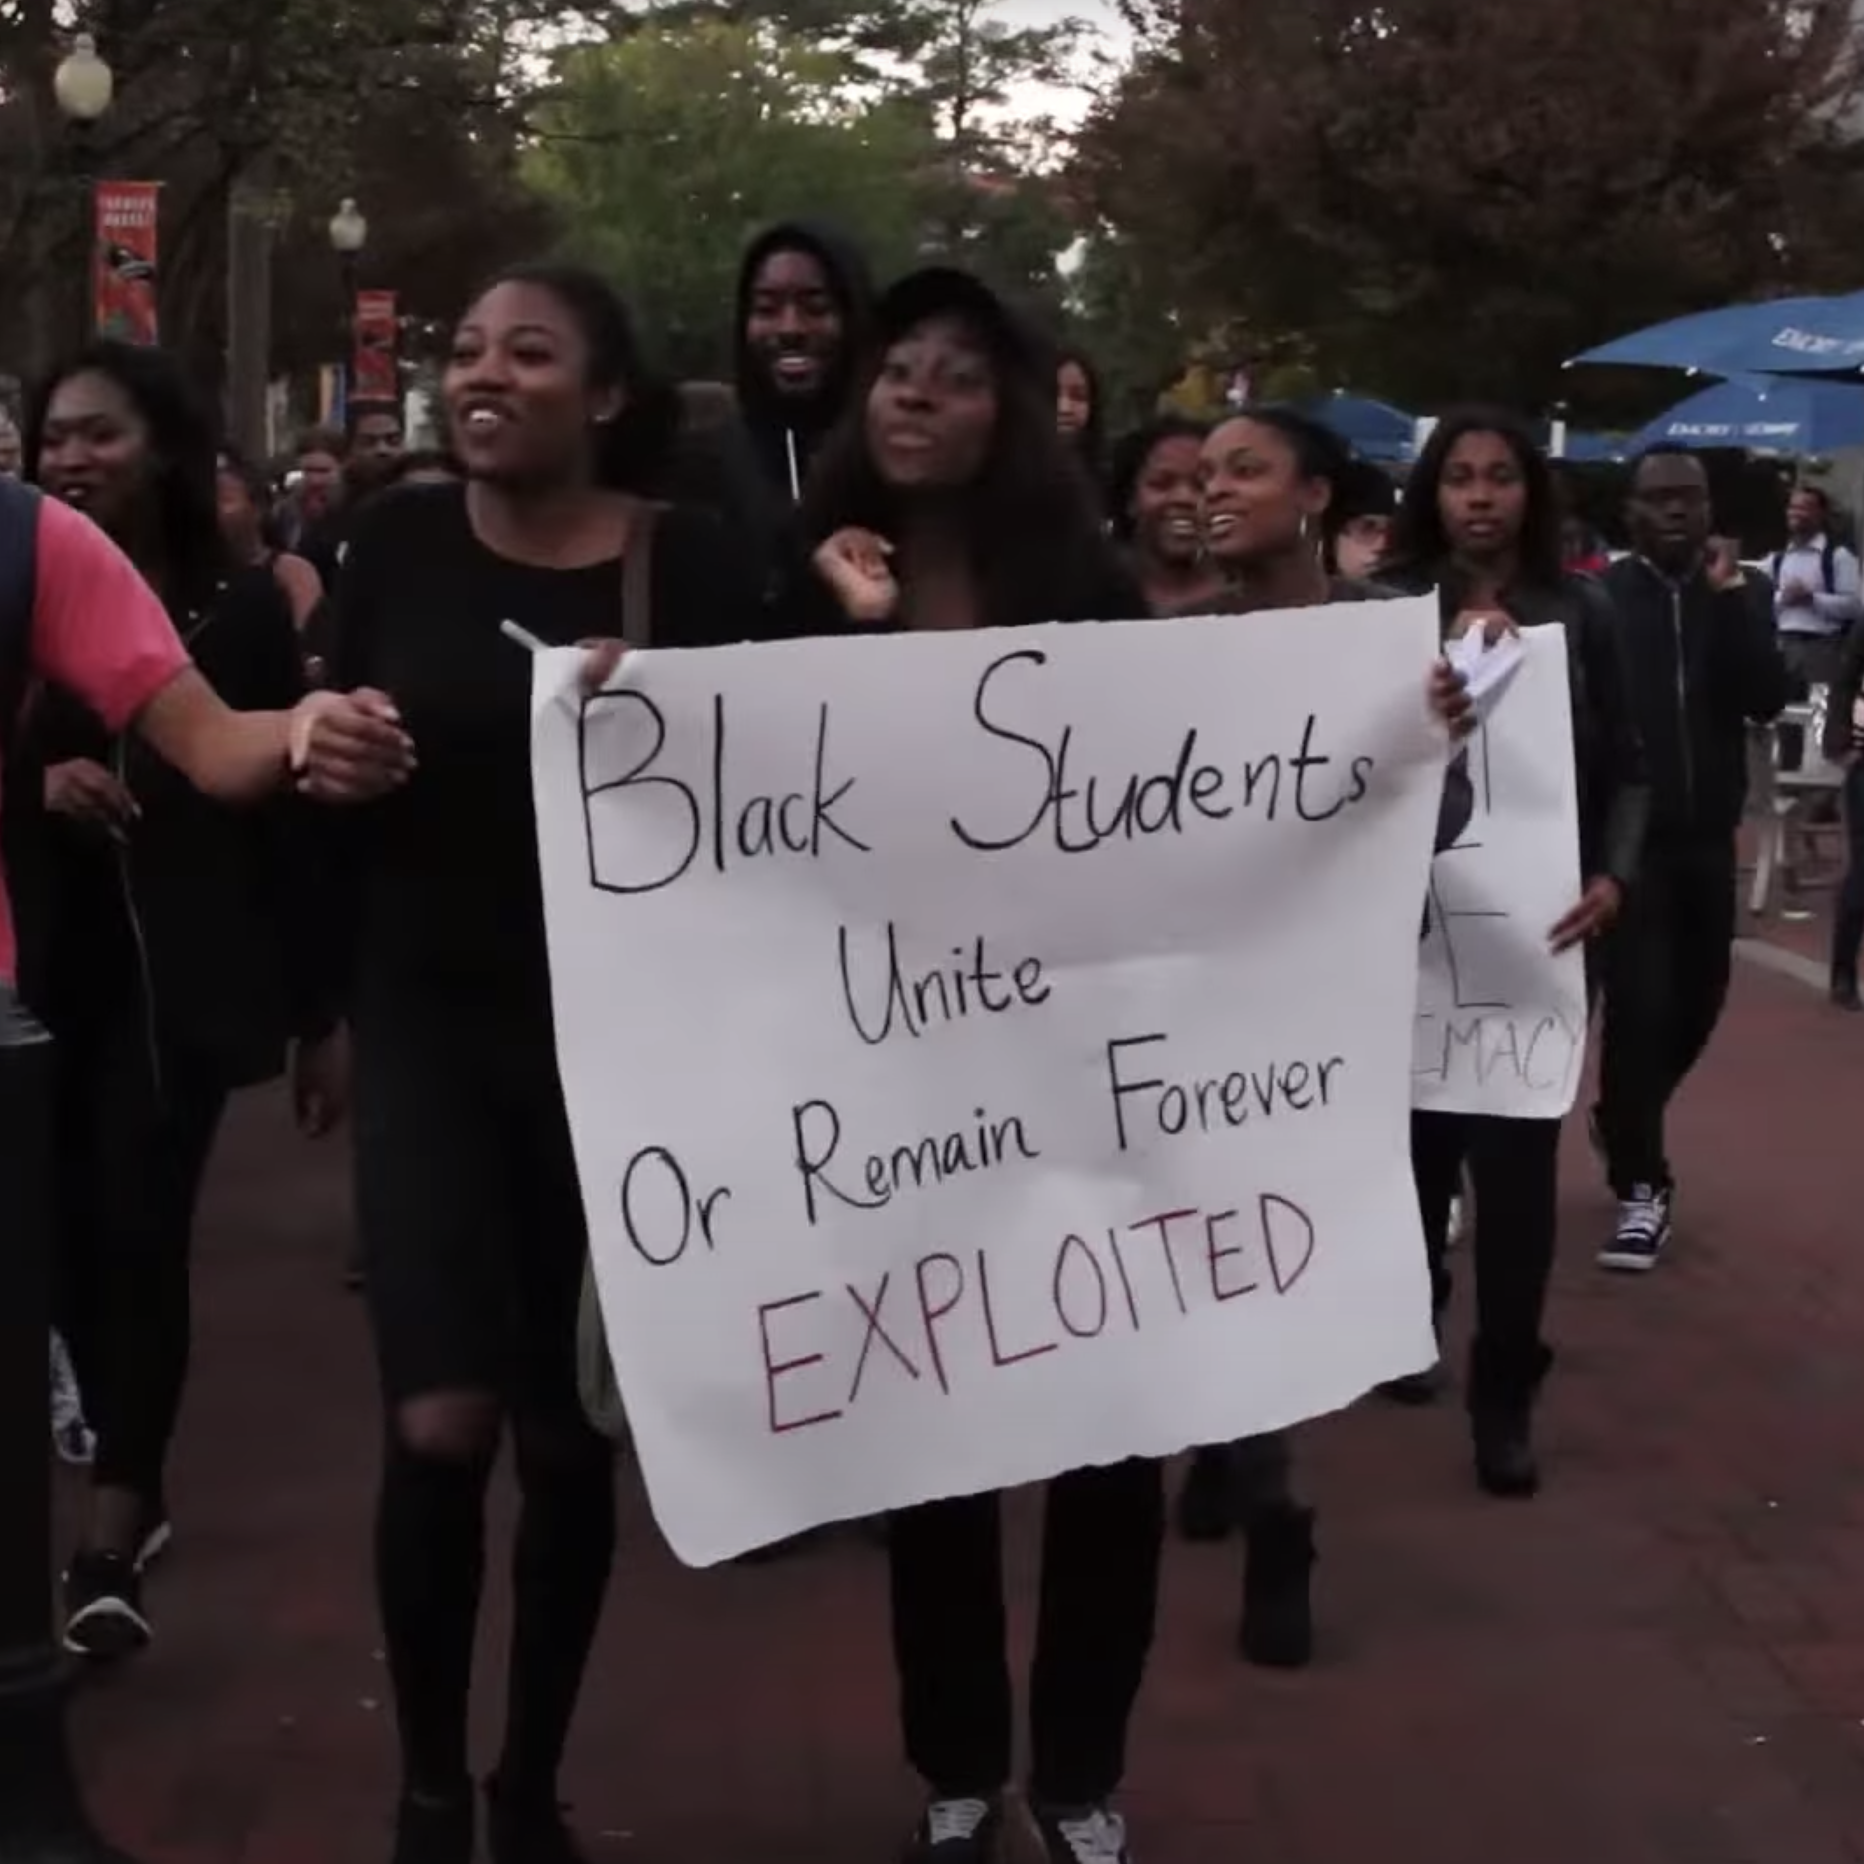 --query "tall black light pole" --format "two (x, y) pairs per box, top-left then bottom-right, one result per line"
(0, 988), (136, 1863)
(51, 33), (114, 338)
